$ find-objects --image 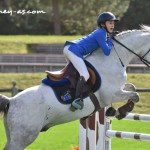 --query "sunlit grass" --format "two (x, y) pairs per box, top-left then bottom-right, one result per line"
(0, 35), (81, 53)
(112, 120), (150, 150)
